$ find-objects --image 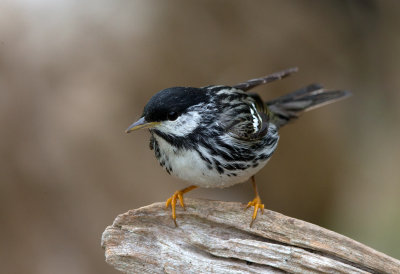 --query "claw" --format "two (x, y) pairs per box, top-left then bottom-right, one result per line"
(165, 185), (197, 226)
(178, 192), (185, 209)
(246, 196), (264, 227)
(165, 192), (181, 226)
